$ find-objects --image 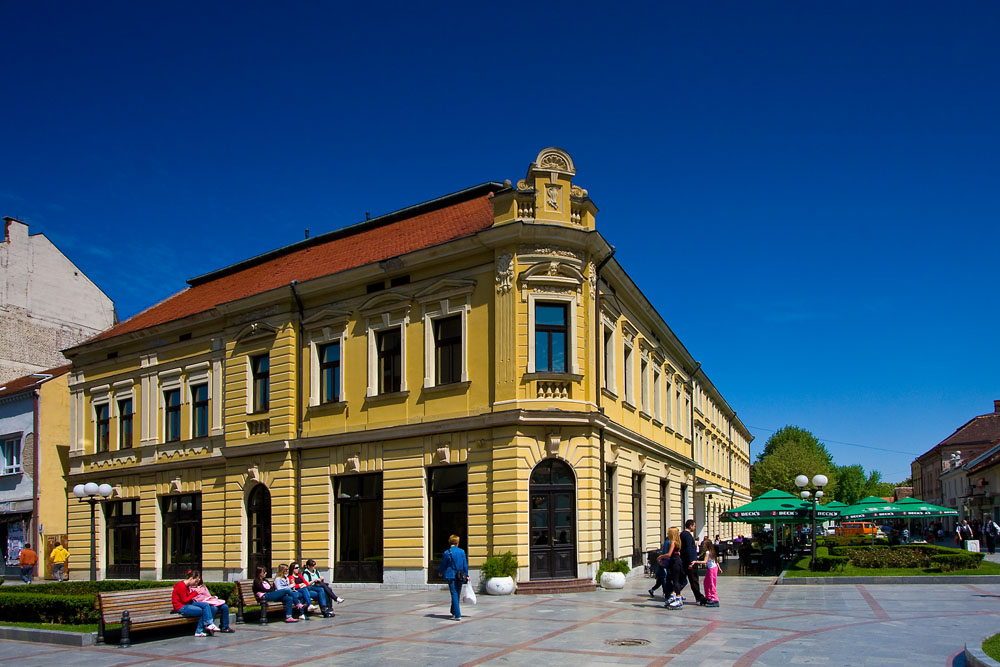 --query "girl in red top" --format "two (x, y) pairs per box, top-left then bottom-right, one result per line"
(171, 570), (234, 636)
